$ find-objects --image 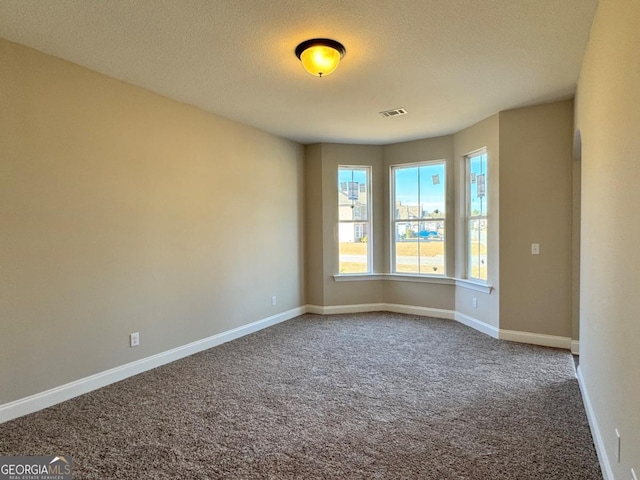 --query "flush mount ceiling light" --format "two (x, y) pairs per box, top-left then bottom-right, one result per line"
(295, 38), (346, 77)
